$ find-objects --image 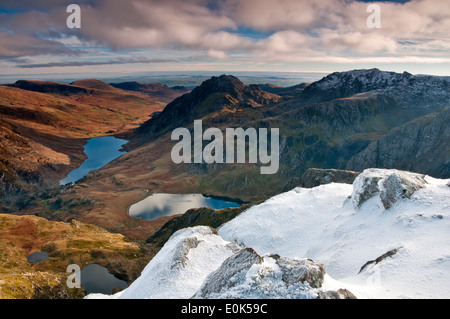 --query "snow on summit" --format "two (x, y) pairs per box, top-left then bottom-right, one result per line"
(87, 168), (450, 299)
(219, 169), (450, 299)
